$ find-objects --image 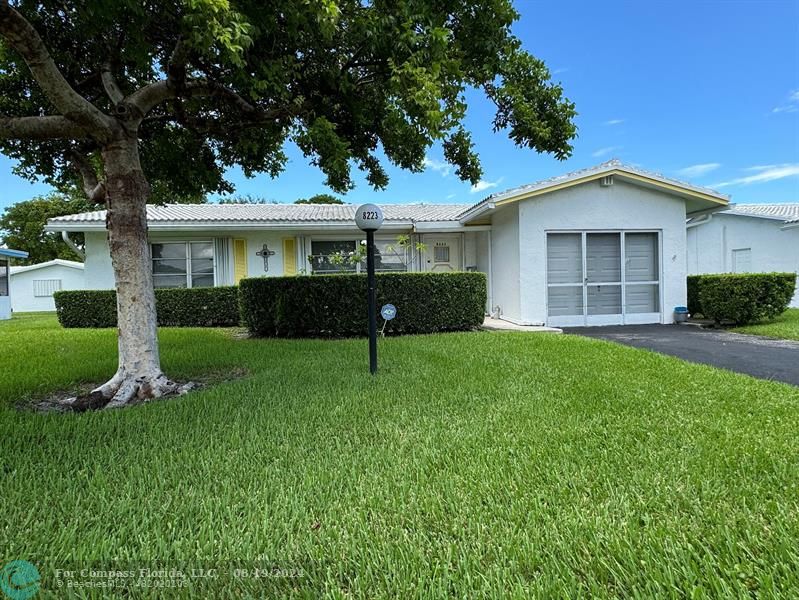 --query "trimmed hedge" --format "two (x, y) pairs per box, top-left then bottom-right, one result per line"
(239, 272), (487, 337)
(687, 273), (796, 325)
(54, 287), (241, 328)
